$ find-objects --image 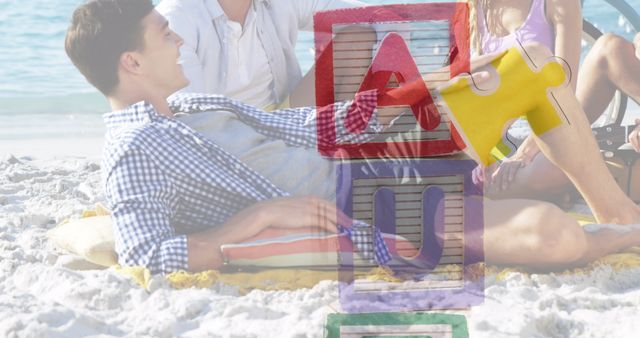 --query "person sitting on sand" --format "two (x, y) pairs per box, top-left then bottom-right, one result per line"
(156, 0), (364, 109)
(466, 0), (640, 200)
(482, 32), (640, 200)
(65, 0), (640, 275)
